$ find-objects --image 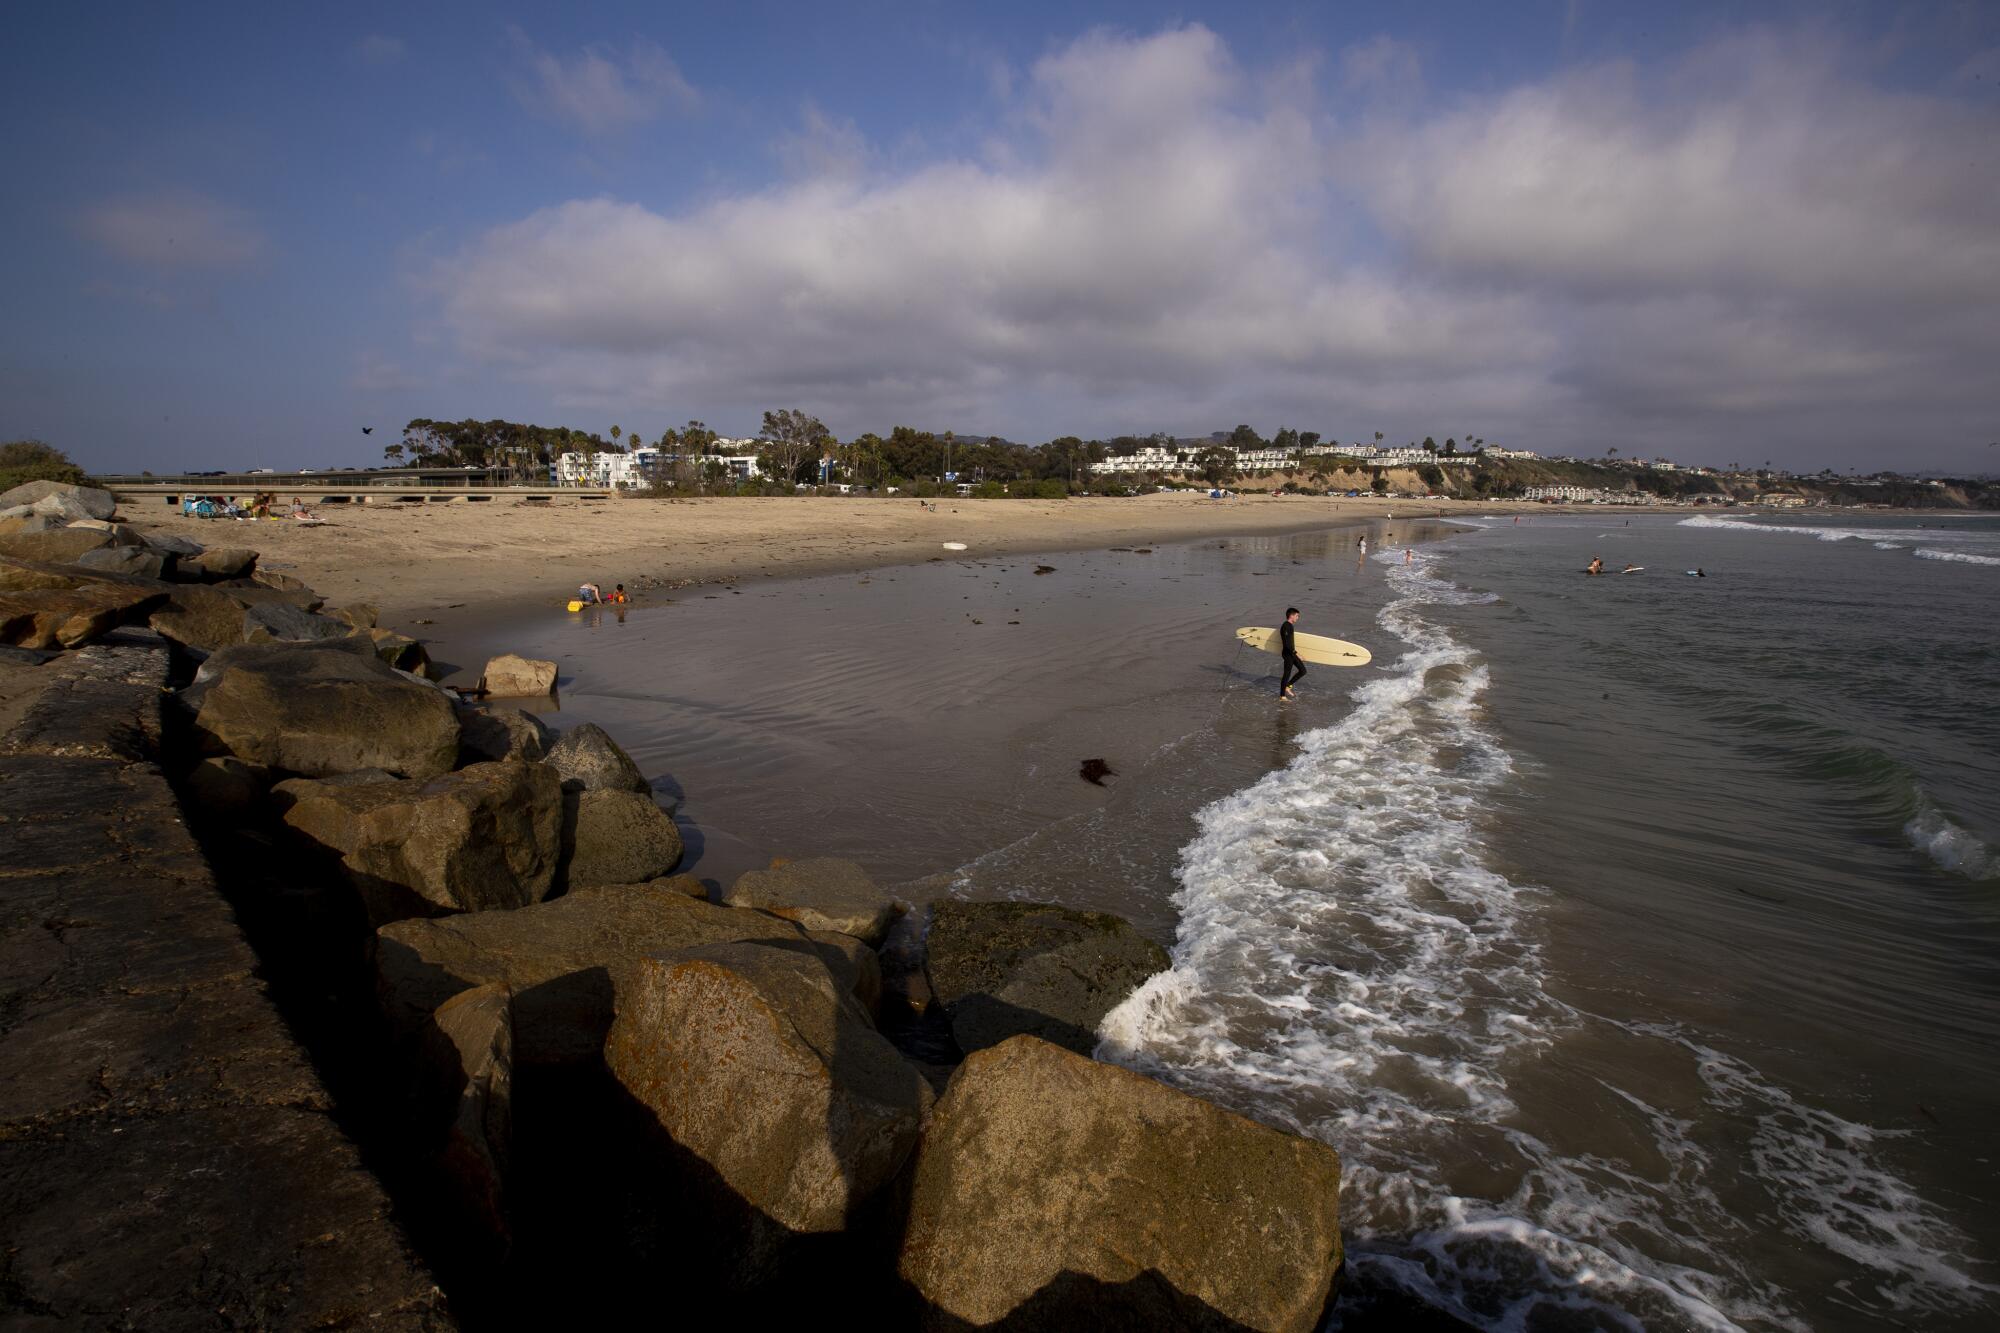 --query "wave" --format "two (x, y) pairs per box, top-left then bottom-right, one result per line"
(1098, 545), (1998, 1328)
(1678, 515), (1883, 542)
(1905, 803), (2000, 880)
(1097, 554), (1765, 1328)
(1914, 548), (2000, 566)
